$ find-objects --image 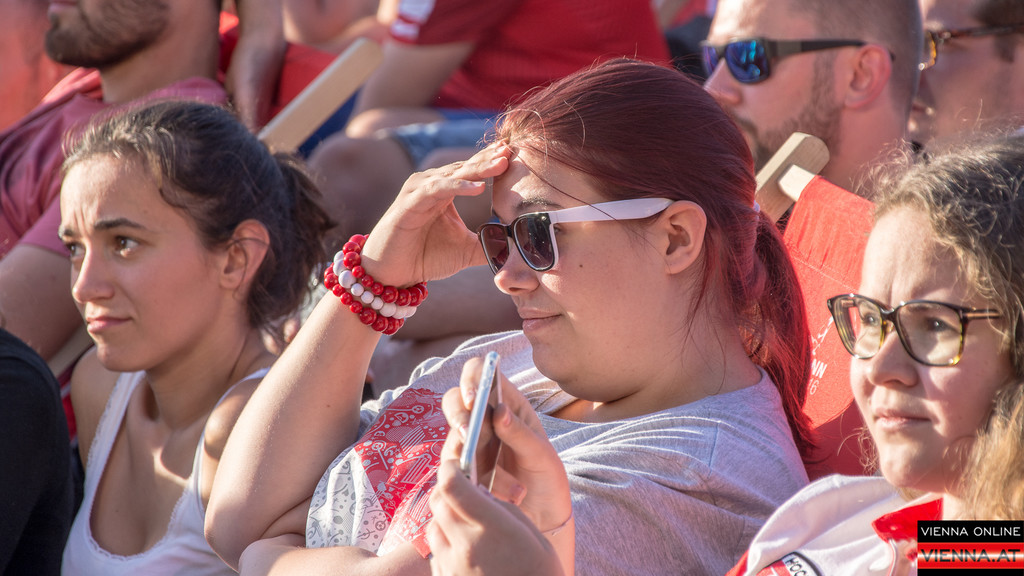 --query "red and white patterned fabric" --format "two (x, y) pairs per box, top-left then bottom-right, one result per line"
(306, 387), (448, 557)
